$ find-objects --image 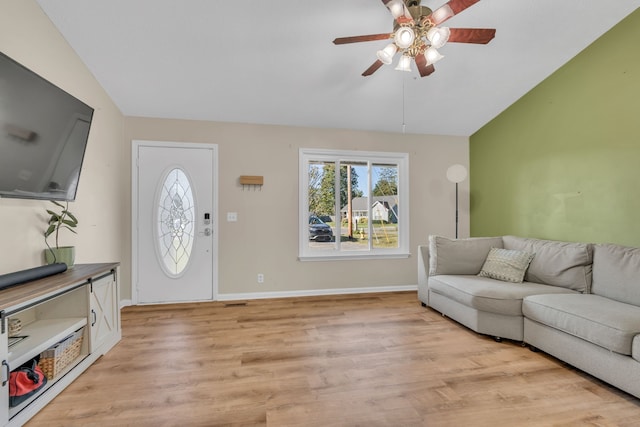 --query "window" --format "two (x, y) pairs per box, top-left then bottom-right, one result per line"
(299, 148), (409, 260)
